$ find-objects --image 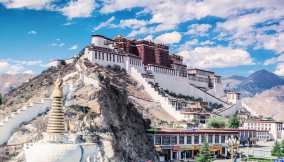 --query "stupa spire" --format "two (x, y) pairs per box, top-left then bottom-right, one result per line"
(46, 77), (65, 138)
